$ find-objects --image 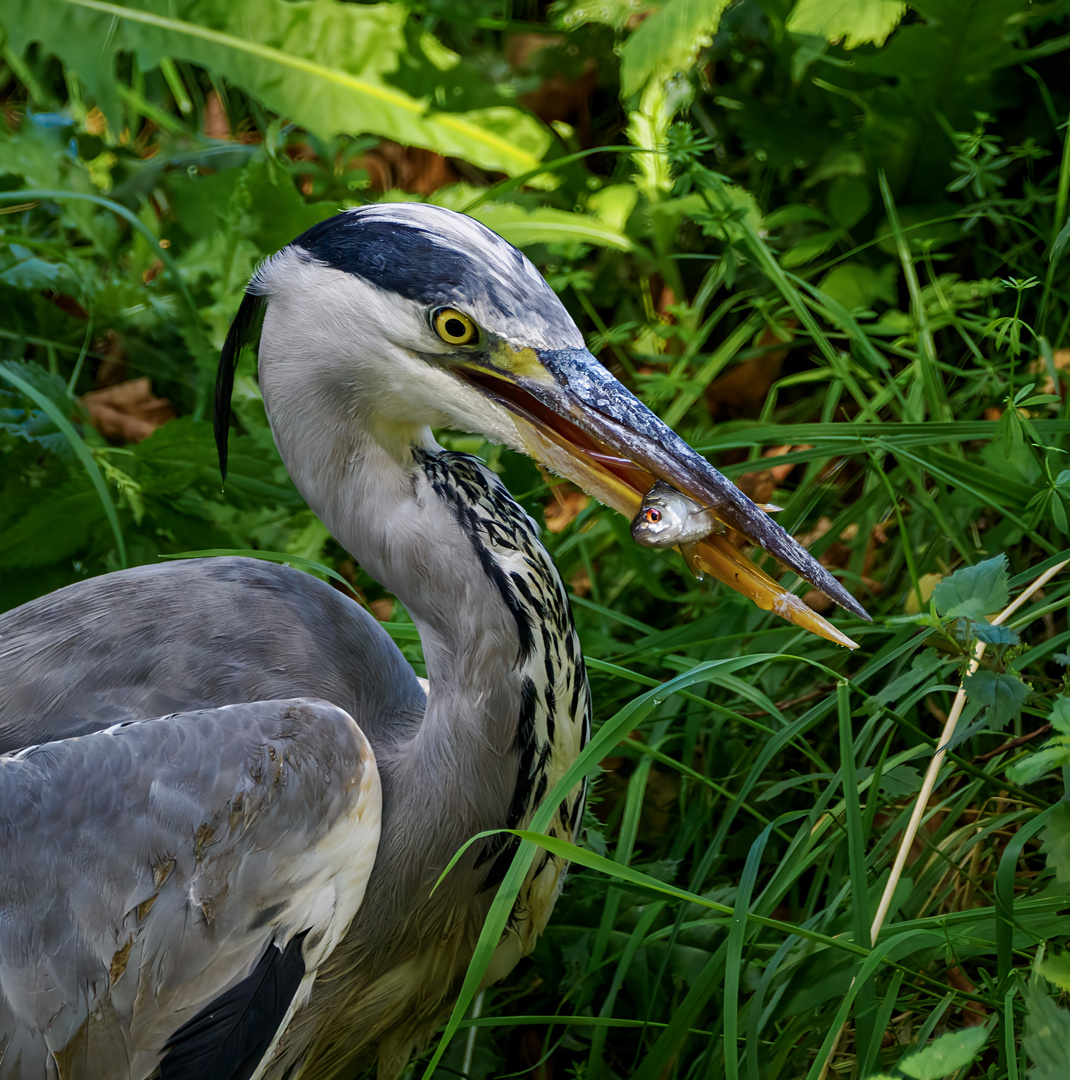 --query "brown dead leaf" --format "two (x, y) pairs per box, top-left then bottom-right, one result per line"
(802, 589), (834, 614)
(736, 444), (809, 506)
(93, 330), (127, 388)
(356, 142), (461, 196)
(369, 598), (394, 621)
(946, 966), (988, 1024)
(83, 378), (173, 443)
(85, 108), (107, 136)
(544, 486), (589, 533)
(506, 33), (598, 145)
(570, 568), (591, 597)
(204, 92), (231, 140)
(1028, 347), (1070, 396)
(706, 322), (797, 421)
